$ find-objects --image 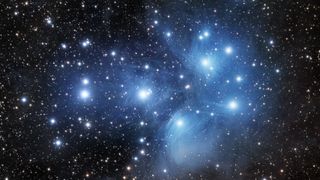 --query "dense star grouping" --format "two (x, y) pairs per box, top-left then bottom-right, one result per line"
(1, 0), (320, 179)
